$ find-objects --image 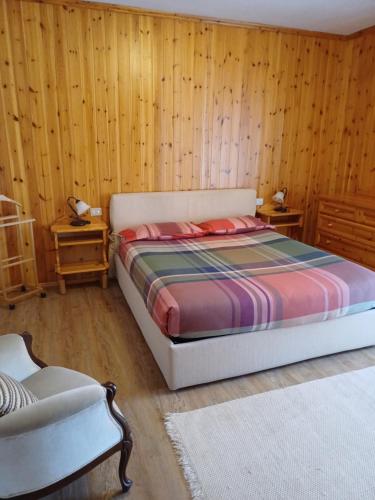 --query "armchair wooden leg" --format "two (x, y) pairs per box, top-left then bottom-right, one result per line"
(103, 382), (133, 493)
(119, 437), (133, 492)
